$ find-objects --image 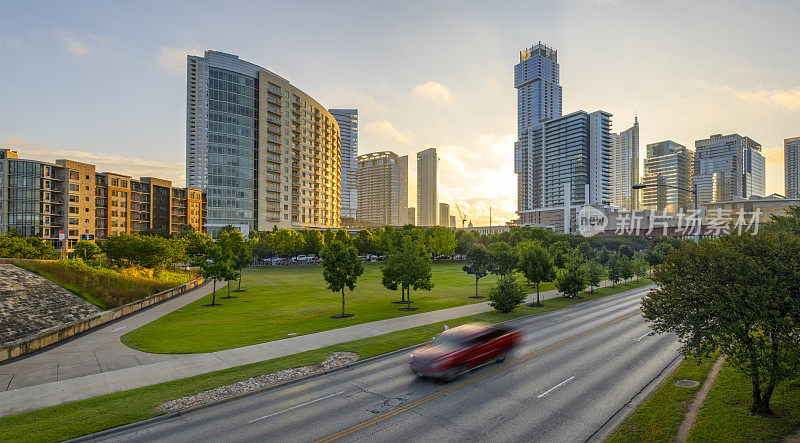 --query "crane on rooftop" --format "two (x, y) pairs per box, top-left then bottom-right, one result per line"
(455, 204), (468, 229)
